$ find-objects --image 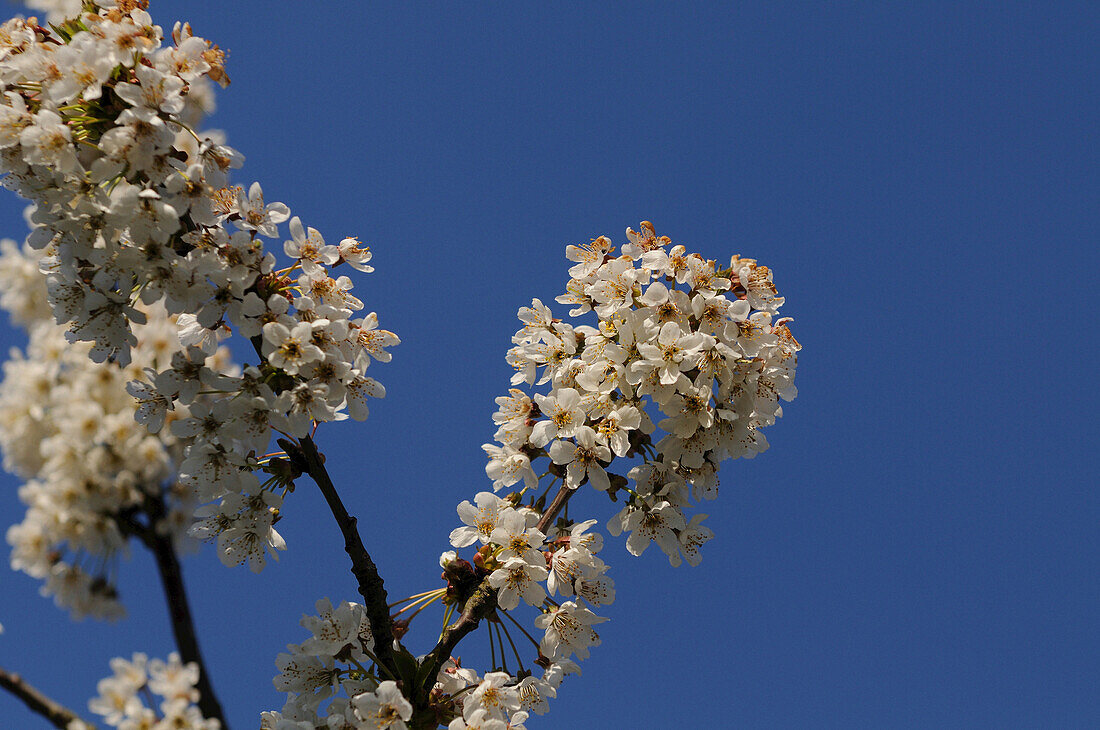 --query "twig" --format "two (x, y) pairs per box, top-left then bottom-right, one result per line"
(144, 529), (230, 728)
(249, 334), (396, 675)
(536, 483), (577, 534)
(0, 665), (95, 729)
(128, 495), (230, 730)
(297, 434), (397, 676)
(417, 579), (499, 697)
